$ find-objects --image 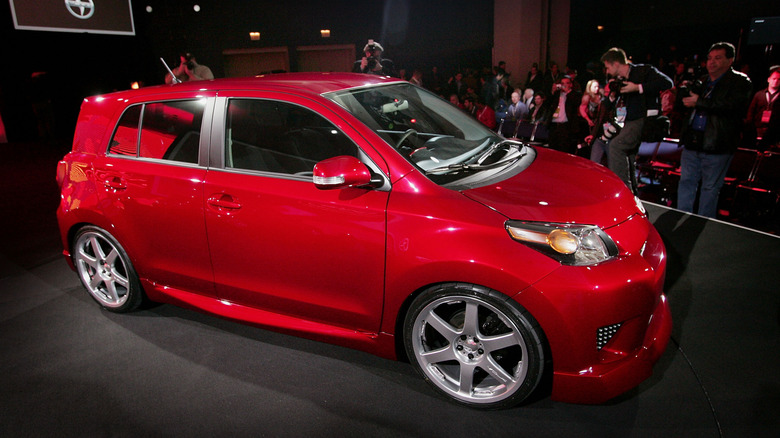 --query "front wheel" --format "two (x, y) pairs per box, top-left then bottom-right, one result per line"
(403, 283), (546, 409)
(72, 226), (143, 313)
